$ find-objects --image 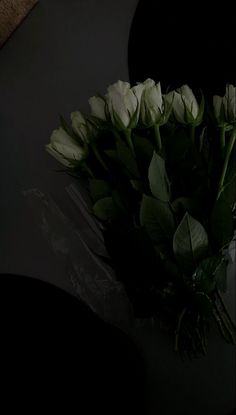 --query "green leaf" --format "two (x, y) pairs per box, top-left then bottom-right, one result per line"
(85, 114), (107, 130)
(112, 189), (128, 214)
(215, 259), (228, 293)
(93, 197), (121, 221)
(148, 152), (170, 202)
(117, 140), (140, 178)
(211, 196), (233, 249)
(172, 197), (200, 218)
(192, 256), (222, 293)
(130, 180), (144, 193)
(222, 159), (236, 208)
(104, 149), (119, 161)
(89, 179), (111, 202)
(199, 126), (207, 153)
(140, 195), (175, 245)
(173, 213), (209, 272)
